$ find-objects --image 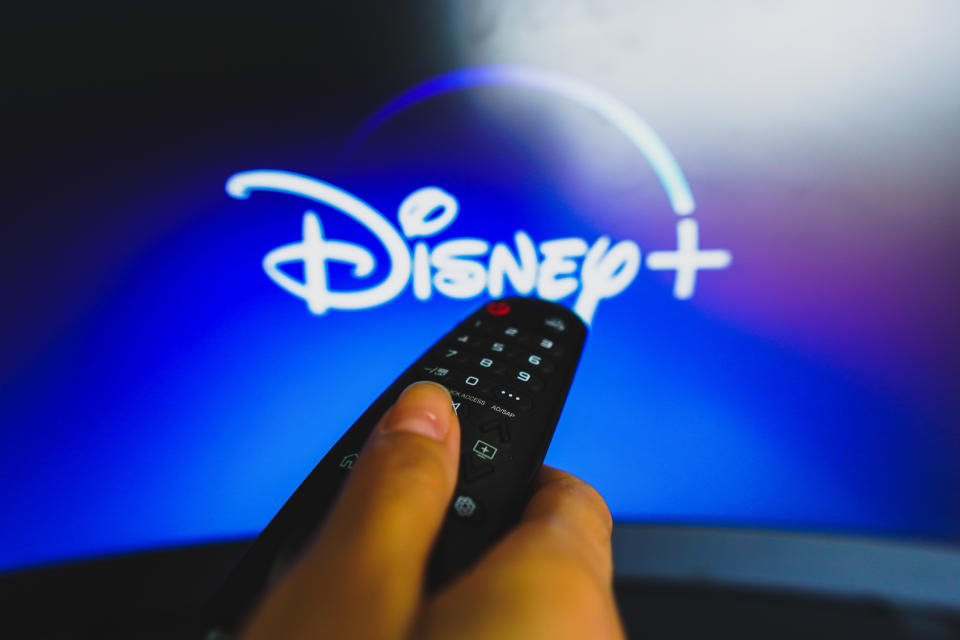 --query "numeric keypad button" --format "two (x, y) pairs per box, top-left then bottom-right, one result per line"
(533, 336), (564, 357)
(523, 353), (555, 373)
(512, 369), (544, 391)
(460, 373), (494, 393)
(500, 326), (523, 341)
(440, 347), (464, 363)
(463, 355), (506, 374)
(452, 333), (482, 347)
(488, 340), (522, 361)
(465, 318), (495, 334)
